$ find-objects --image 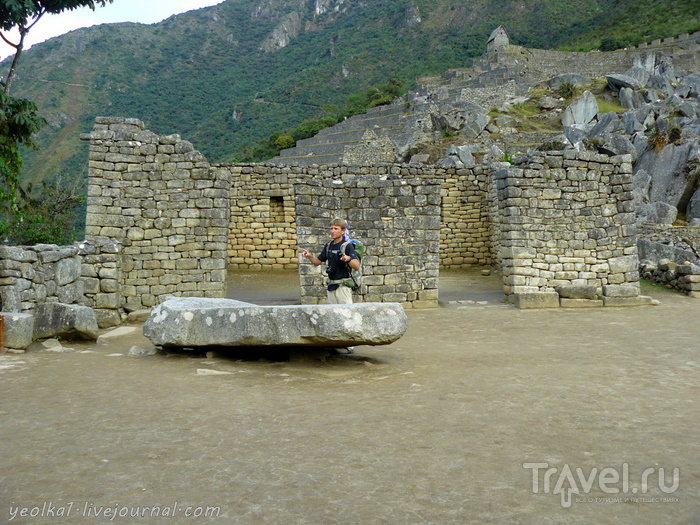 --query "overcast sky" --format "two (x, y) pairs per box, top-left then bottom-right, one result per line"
(1, 0), (225, 60)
